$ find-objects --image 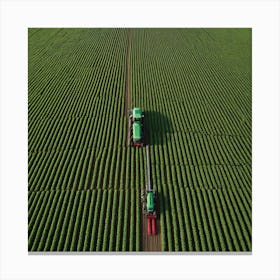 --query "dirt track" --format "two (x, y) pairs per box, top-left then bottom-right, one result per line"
(124, 29), (161, 252)
(125, 29), (131, 147)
